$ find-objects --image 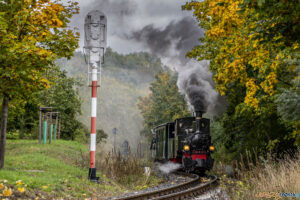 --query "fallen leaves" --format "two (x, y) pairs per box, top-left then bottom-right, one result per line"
(3, 187), (12, 197)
